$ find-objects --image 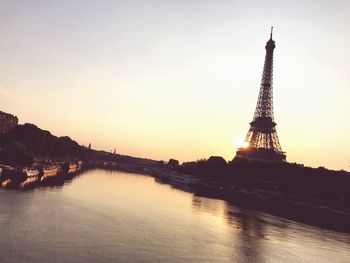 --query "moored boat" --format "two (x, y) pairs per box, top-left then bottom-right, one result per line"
(68, 163), (78, 174)
(77, 161), (83, 171)
(24, 168), (40, 177)
(168, 171), (198, 186)
(37, 165), (60, 183)
(20, 168), (40, 190)
(0, 164), (25, 189)
(2, 179), (12, 188)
